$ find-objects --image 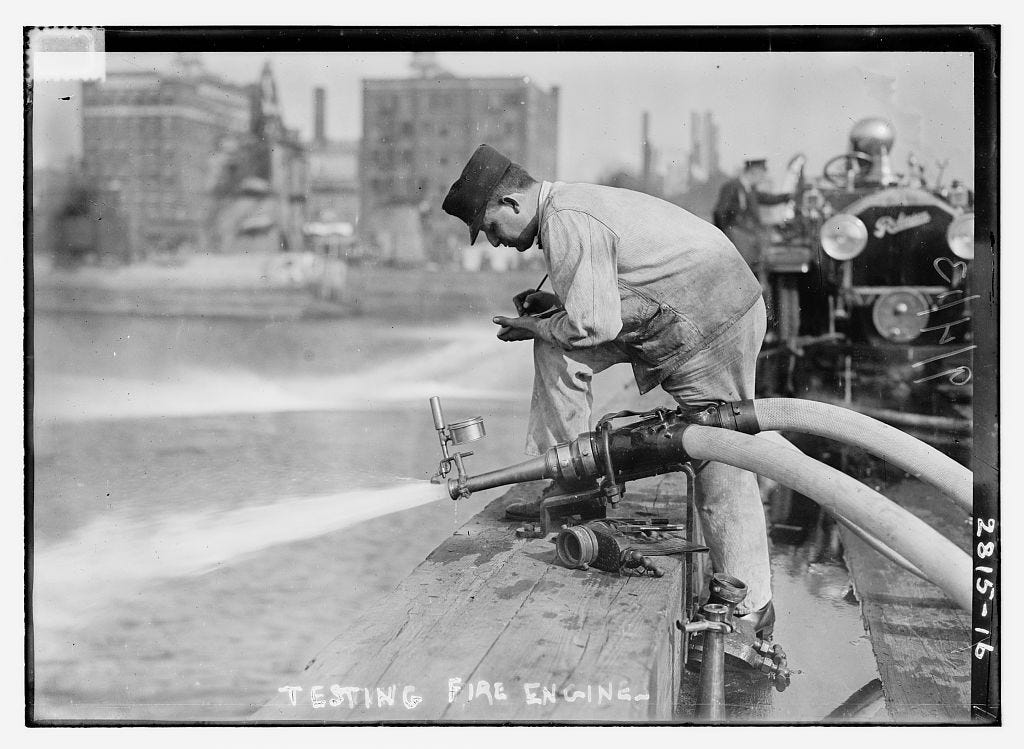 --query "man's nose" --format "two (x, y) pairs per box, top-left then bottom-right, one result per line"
(486, 231), (500, 248)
